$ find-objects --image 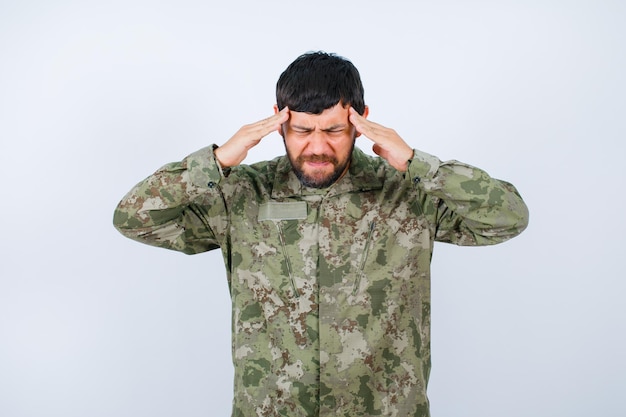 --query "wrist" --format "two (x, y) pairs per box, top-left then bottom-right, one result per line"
(211, 145), (232, 177)
(213, 145), (233, 168)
